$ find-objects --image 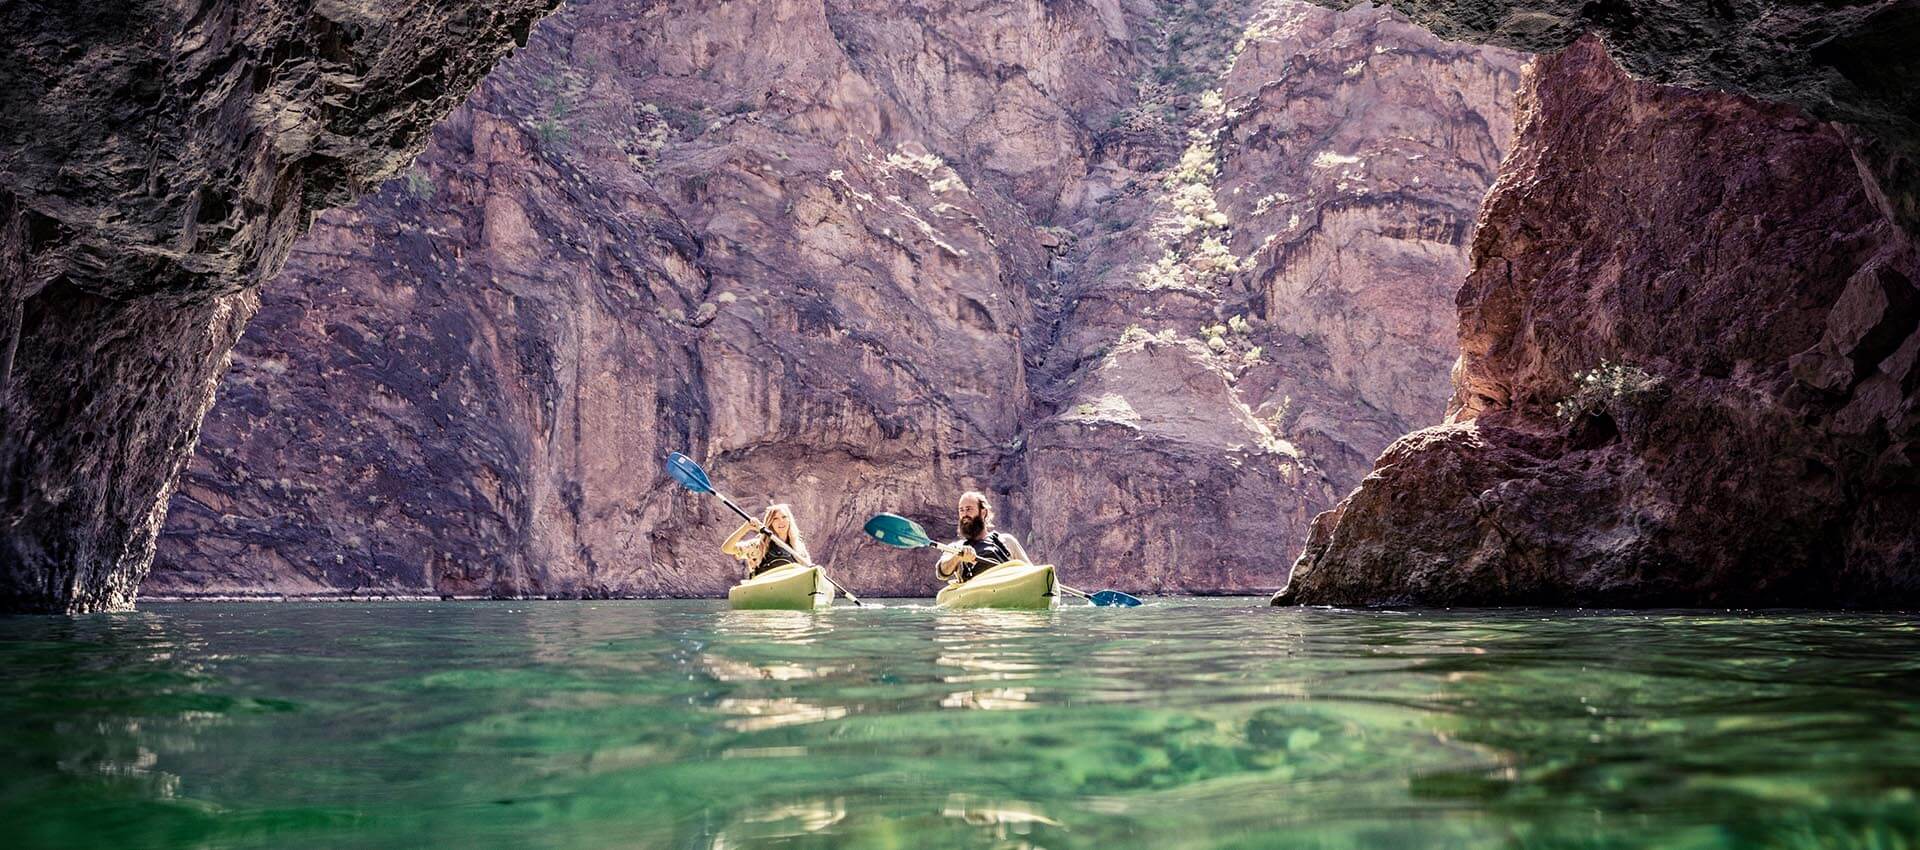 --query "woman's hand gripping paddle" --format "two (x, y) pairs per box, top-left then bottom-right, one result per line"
(861, 513), (1141, 606)
(665, 452), (863, 606)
